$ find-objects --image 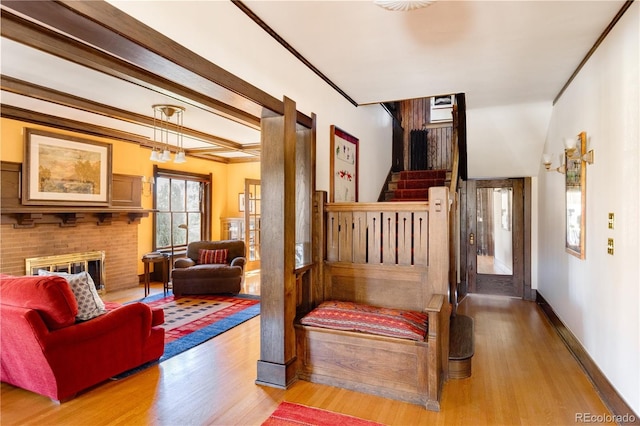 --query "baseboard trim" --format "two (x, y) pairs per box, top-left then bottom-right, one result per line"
(536, 292), (639, 424)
